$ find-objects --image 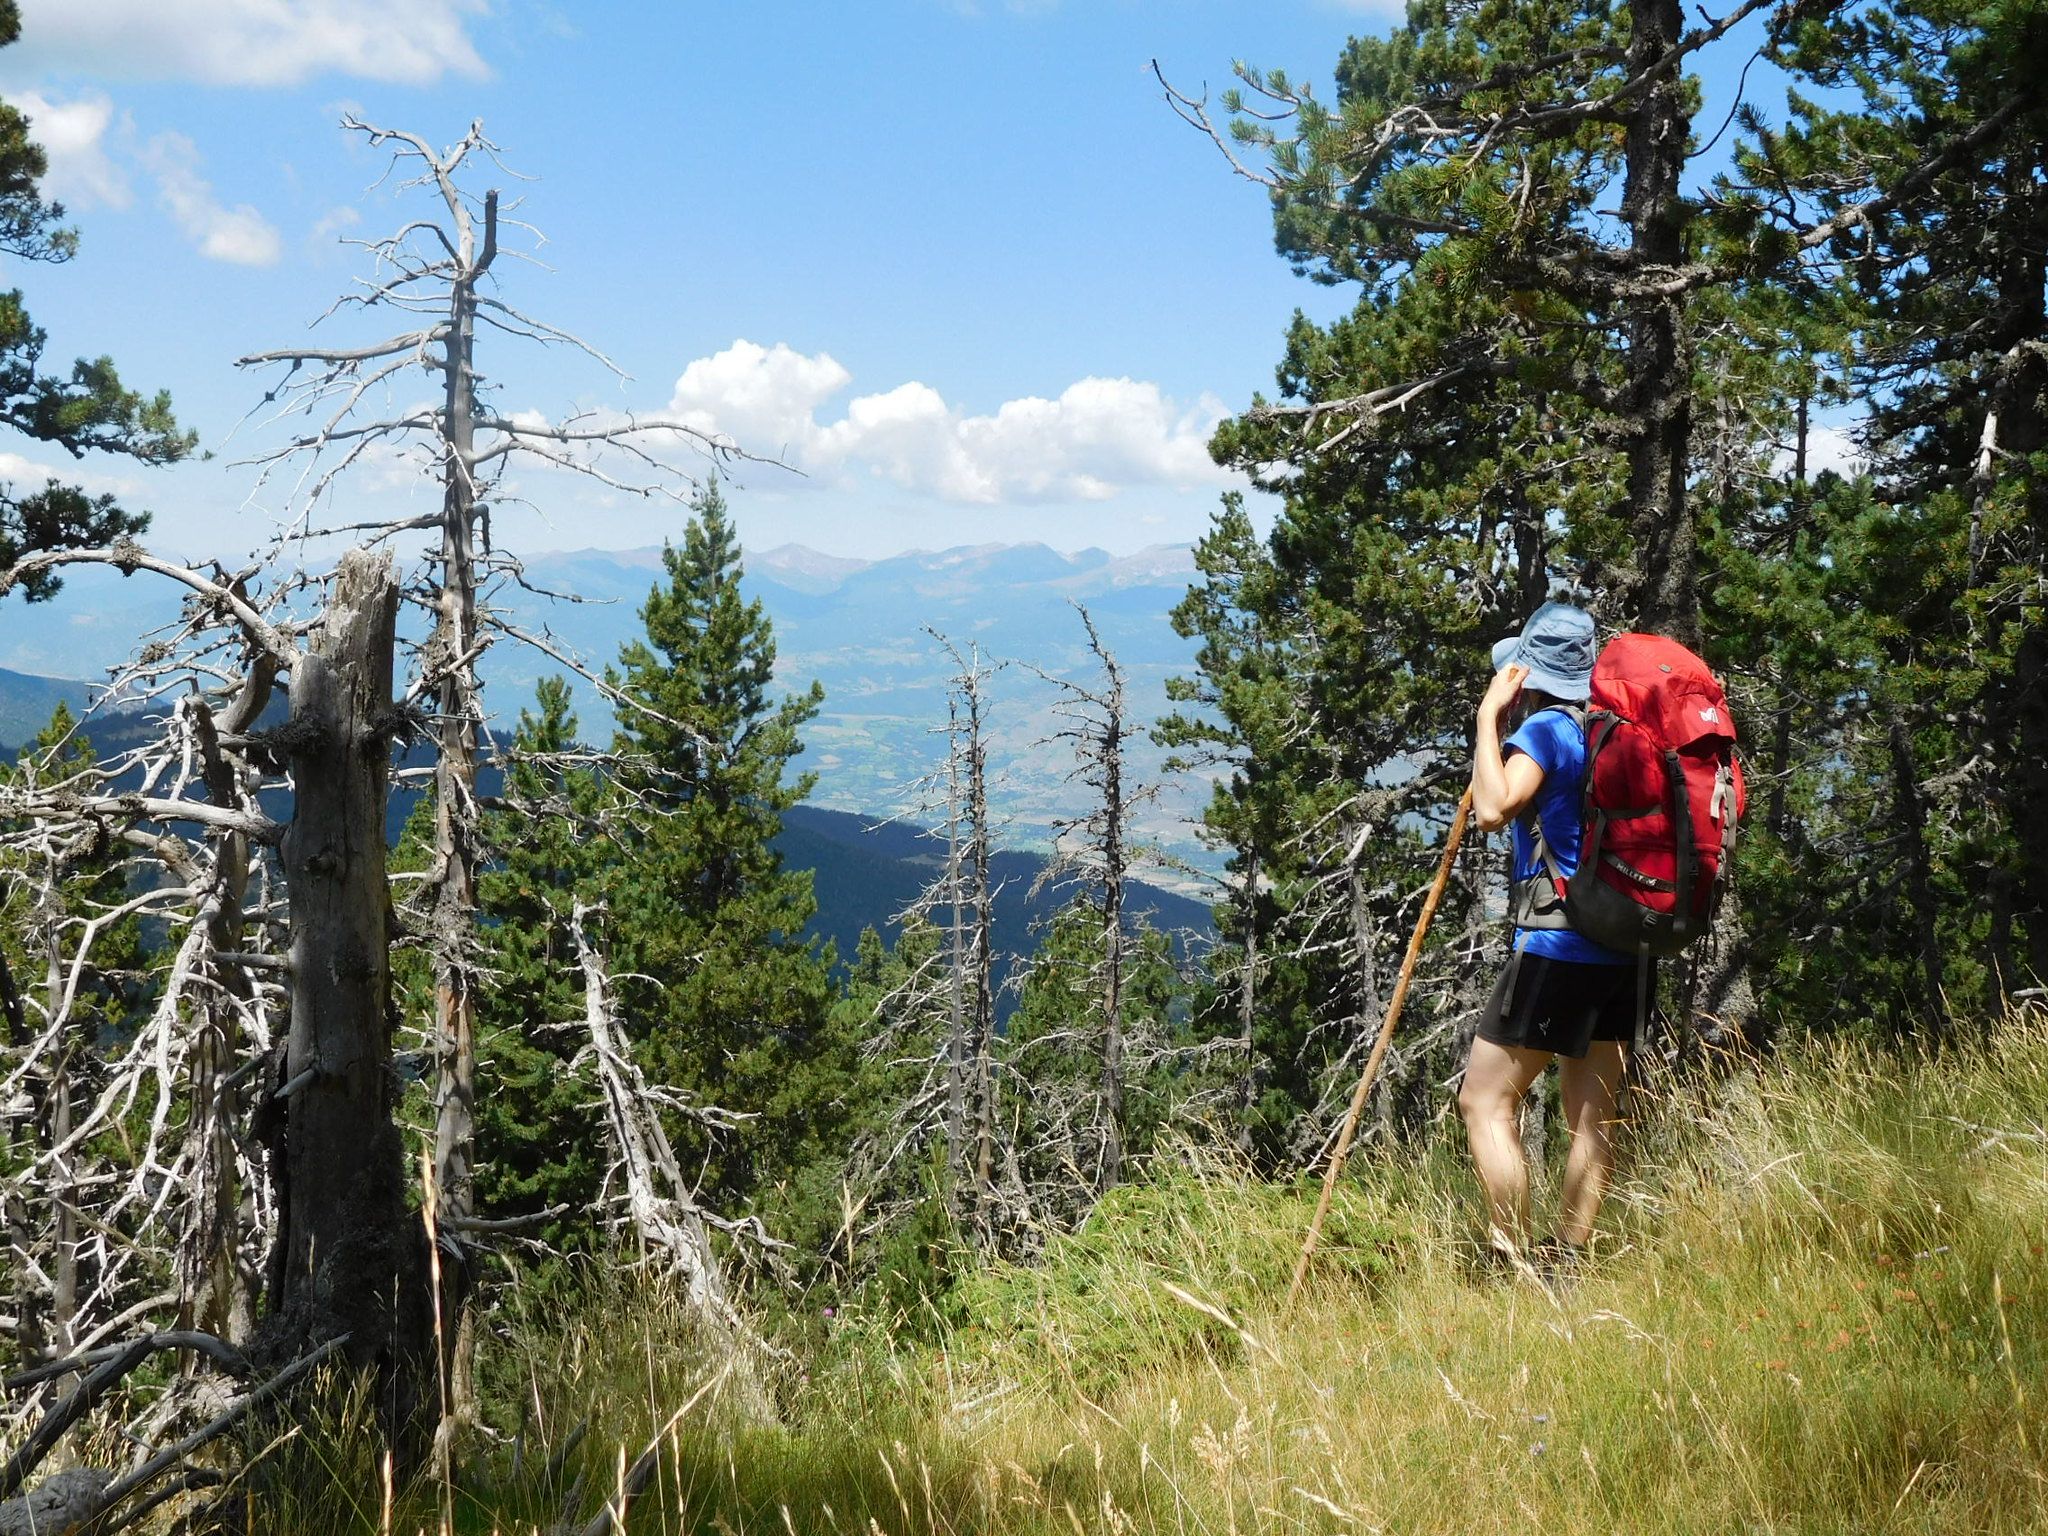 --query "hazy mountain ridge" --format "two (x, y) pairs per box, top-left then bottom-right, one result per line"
(0, 666), (93, 747)
(0, 541), (1216, 860)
